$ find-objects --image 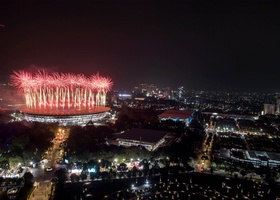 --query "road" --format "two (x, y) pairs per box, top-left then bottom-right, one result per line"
(195, 128), (215, 172)
(28, 127), (69, 200)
